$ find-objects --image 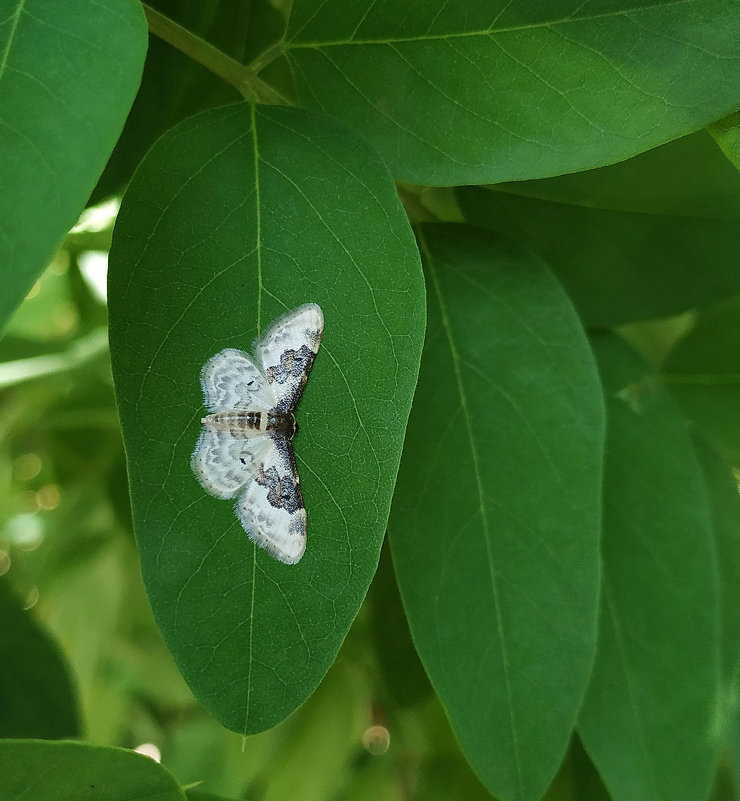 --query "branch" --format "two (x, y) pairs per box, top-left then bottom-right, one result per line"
(142, 4), (289, 106)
